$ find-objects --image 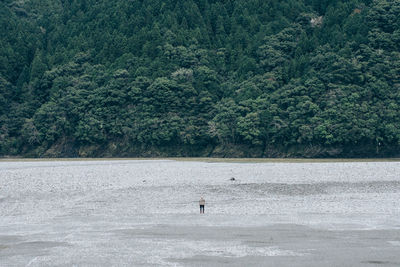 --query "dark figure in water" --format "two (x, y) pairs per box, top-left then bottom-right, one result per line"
(199, 197), (205, 214)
